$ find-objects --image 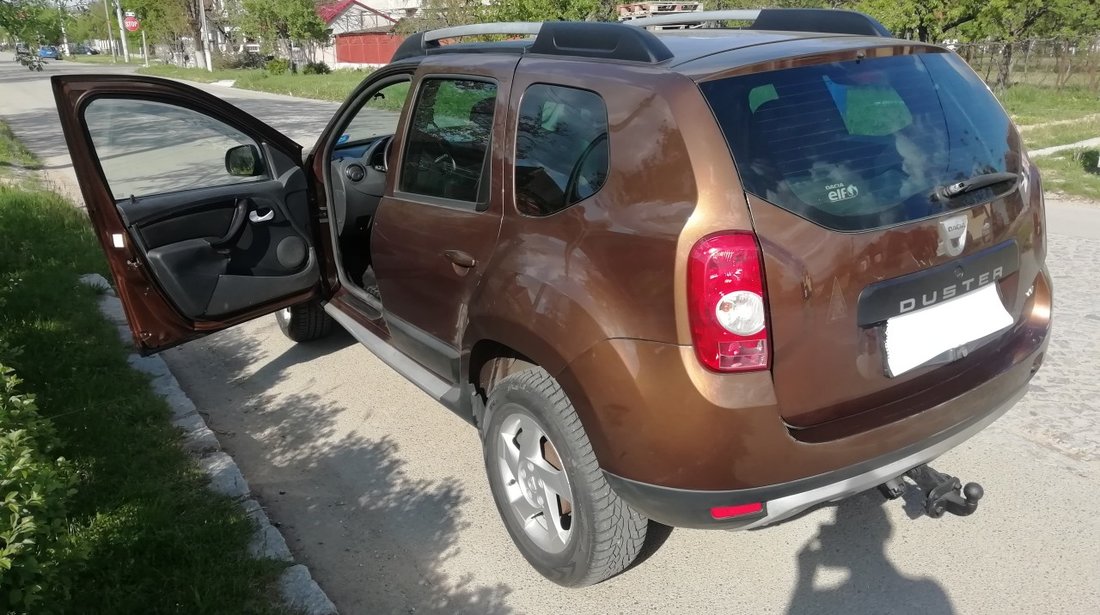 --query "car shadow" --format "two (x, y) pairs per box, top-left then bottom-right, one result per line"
(162, 326), (514, 614)
(786, 493), (955, 615)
